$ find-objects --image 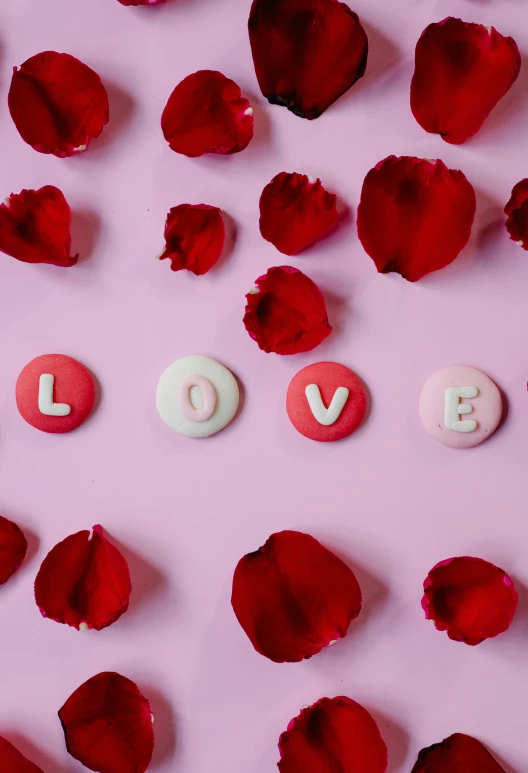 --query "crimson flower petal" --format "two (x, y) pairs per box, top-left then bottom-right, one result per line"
(59, 672), (154, 773)
(422, 556), (518, 645)
(411, 733), (506, 773)
(162, 70), (253, 157)
(159, 204), (225, 274)
(260, 172), (339, 255)
(249, 0), (368, 119)
(357, 156), (476, 281)
(0, 186), (78, 267)
(34, 525), (131, 631)
(0, 737), (44, 773)
(411, 18), (521, 145)
(0, 516), (27, 585)
(232, 531), (361, 662)
(9, 51), (109, 157)
(278, 696), (387, 772)
(243, 266), (332, 354)
(504, 178), (528, 249)
(118, 0), (164, 4)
